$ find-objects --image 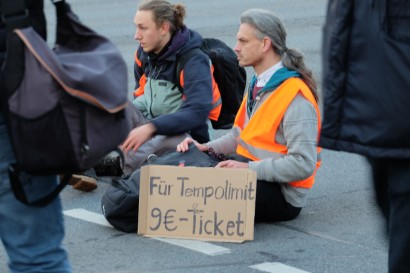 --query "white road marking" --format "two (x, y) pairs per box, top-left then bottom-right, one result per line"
(250, 262), (310, 273)
(153, 237), (231, 256)
(64, 208), (112, 227)
(64, 208), (231, 256)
